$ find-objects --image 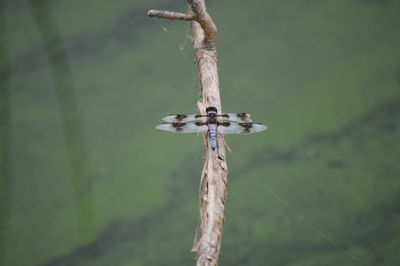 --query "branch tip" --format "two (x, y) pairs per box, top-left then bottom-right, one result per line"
(147, 9), (194, 21)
